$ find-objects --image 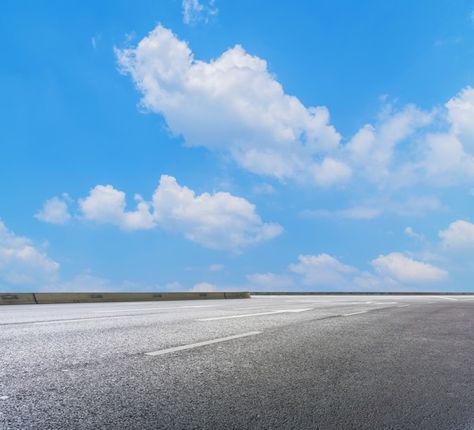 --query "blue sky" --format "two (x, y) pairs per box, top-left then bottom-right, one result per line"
(1, 0), (474, 292)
